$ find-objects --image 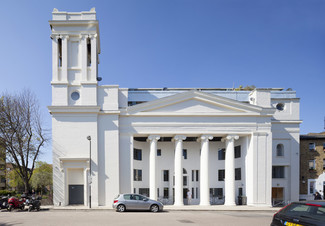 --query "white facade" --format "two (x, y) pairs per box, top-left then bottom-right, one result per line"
(49, 9), (301, 207)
